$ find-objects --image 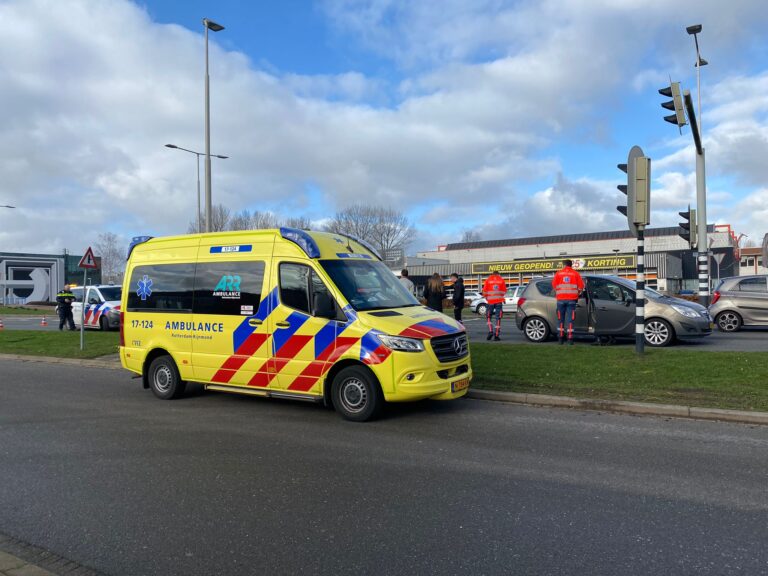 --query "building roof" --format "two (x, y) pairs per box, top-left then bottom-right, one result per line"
(445, 225), (717, 251)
